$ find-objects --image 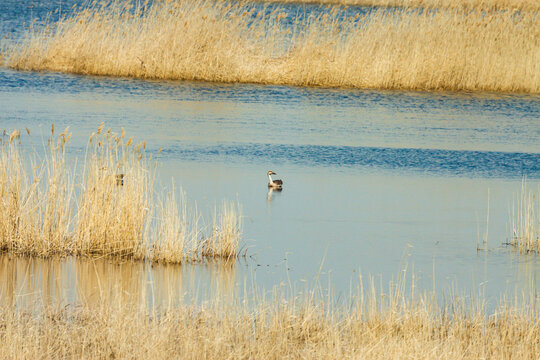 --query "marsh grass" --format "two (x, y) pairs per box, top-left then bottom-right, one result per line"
(510, 181), (539, 253)
(0, 127), (74, 257)
(3, 0), (539, 93)
(0, 279), (538, 359)
(201, 201), (243, 260)
(75, 126), (152, 259)
(152, 185), (203, 263)
(264, 0), (540, 11)
(0, 125), (243, 263)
